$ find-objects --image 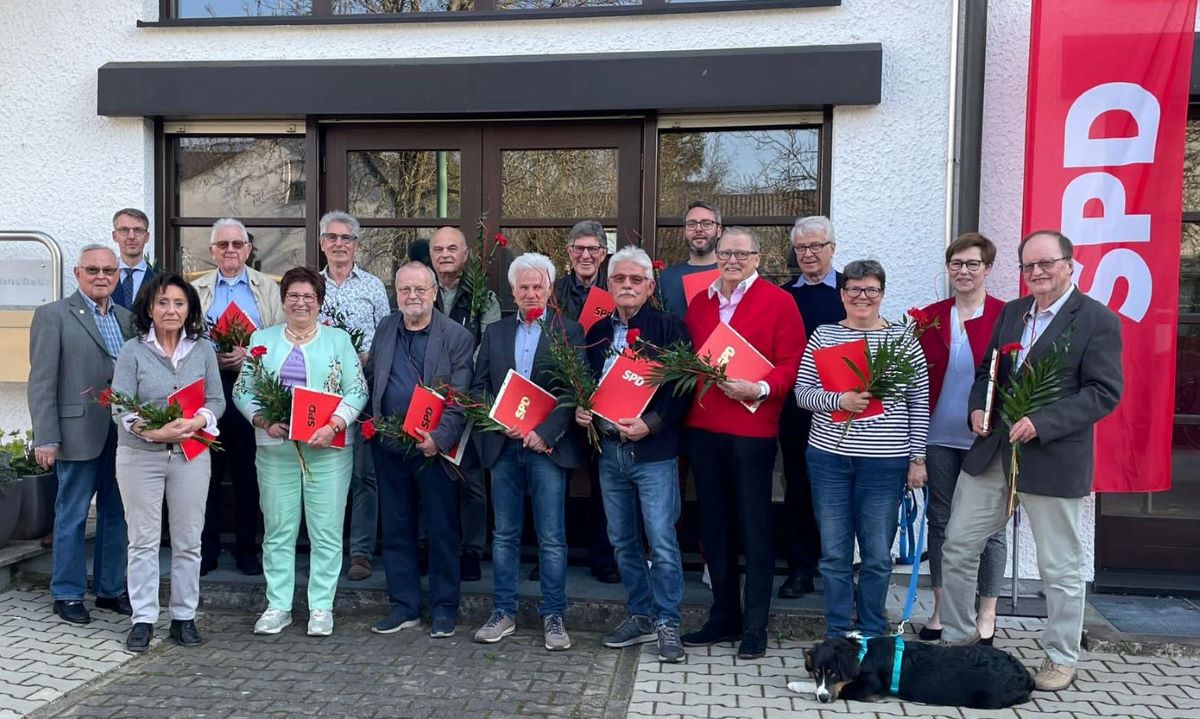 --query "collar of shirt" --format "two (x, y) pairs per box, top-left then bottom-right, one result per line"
(120, 258), (149, 274)
(80, 292), (113, 316)
(142, 325), (198, 367)
(1024, 285), (1075, 324)
(793, 268), (837, 289)
(321, 263), (363, 286)
(217, 268), (250, 288)
(708, 271), (758, 300)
